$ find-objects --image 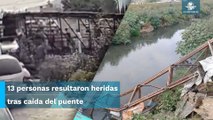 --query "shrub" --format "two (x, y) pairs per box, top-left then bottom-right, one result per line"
(112, 20), (131, 45)
(133, 114), (147, 120)
(69, 70), (95, 81)
(149, 16), (161, 29)
(177, 19), (213, 56)
(157, 88), (181, 112)
(124, 11), (141, 37)
(132, 88), (182, 120)
(113, 3), (187, 45)
(113, 0), (213, 45)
